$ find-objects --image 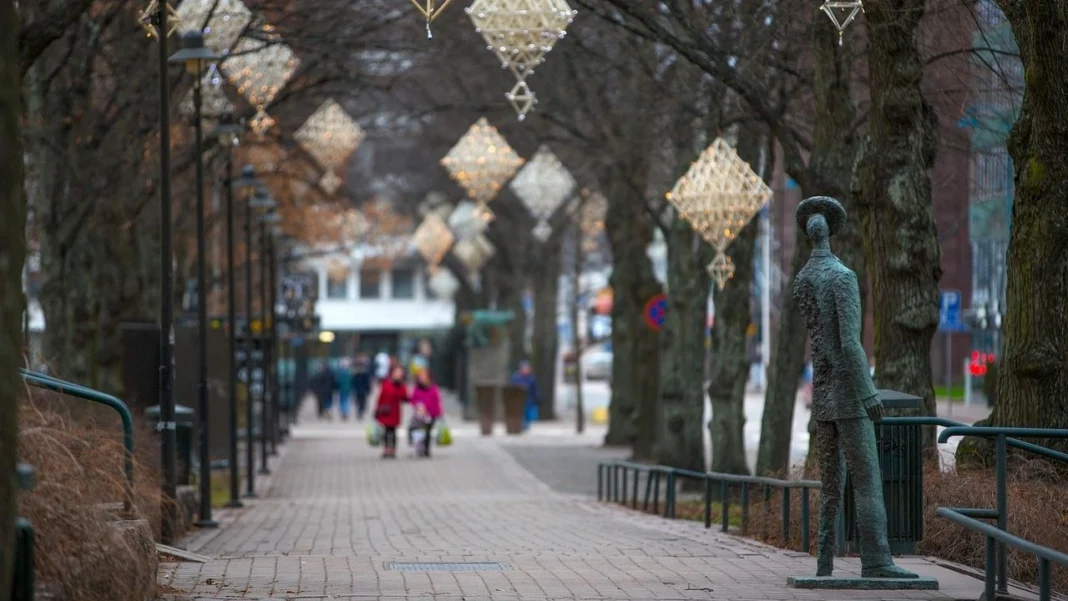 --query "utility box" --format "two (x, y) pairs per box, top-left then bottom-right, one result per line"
(841, 389), (925, 556)
(146, 404), (196, 486)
